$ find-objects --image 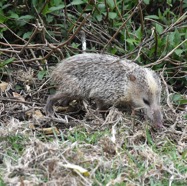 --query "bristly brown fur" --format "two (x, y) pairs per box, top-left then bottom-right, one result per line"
(45, 53), (163, 128)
